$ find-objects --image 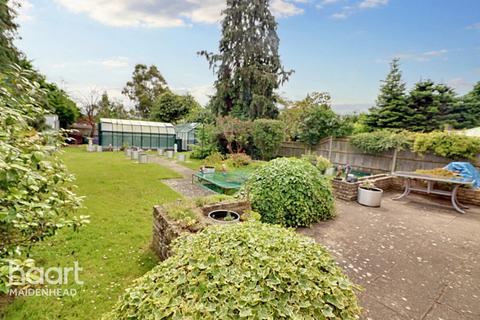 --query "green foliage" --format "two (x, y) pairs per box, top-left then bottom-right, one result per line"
(150, 92), (199, 124)
(244, 158), (335, 227)
(162, 200), (200, 230)
(240, 209), (261, 222)
(413, 132), (480, 160)
(104, 222), (360, 320)
(299, 105), (352, 146)
(202, 151), (225, 169)
(194, 194), (234, 207)
(217, 116), (253, 153)
(364, 58), (410, 130)
(96, 91), (129, 121)
(44, 83), (80, 128)
(190, 124), (219, 159)
(404, 80), (442, 132)
(316, 155), (332, 172)
(0, 1), (22, 68)
(252, 119), (285, 160)
(122, 64), (168, 118)
(453, 82), (480, 129)
(350, 130), (413, 154)
(225, 153), (252, 167)
(199, 0), (293, 119)
(0, 65), (85, 293)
